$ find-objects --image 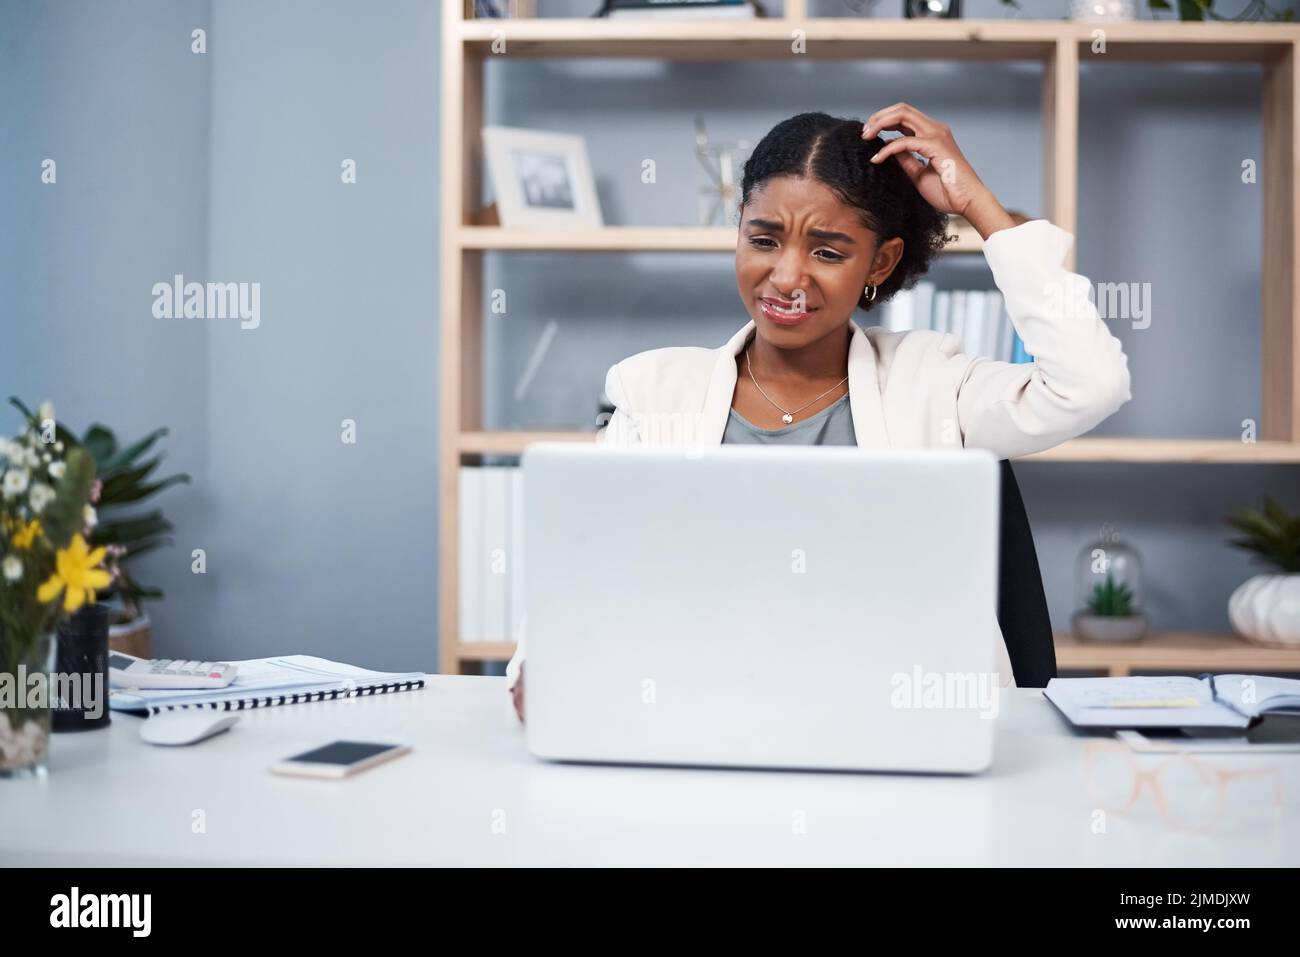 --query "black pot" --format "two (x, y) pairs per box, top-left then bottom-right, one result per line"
(52, 602), (112, 732)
